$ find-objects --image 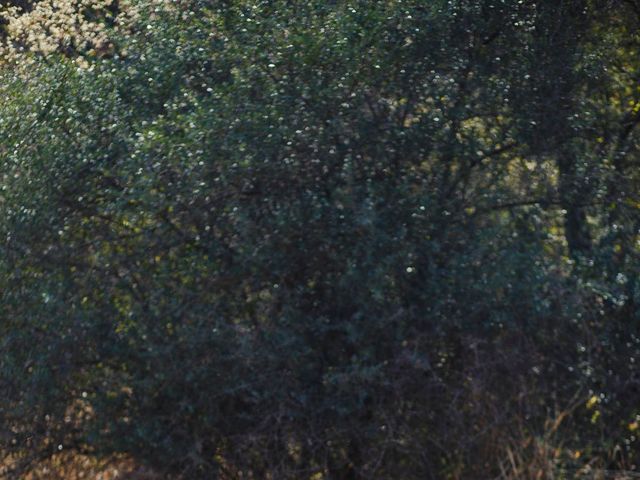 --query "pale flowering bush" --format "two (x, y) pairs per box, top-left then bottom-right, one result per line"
(0, 0), (144, 63)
